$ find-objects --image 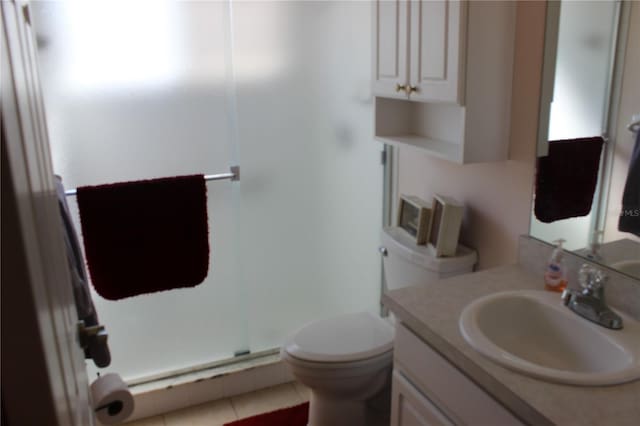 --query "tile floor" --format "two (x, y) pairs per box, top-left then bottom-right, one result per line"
(125, 382), (311, 426)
